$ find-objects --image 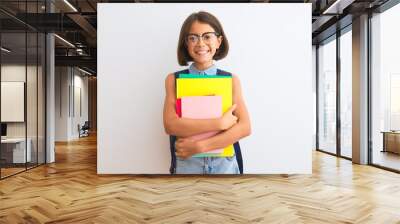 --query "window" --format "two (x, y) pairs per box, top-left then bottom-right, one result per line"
(318, 36), (337, 155)
(340, 29), (352, 158)
(371, 3), (400, 171)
